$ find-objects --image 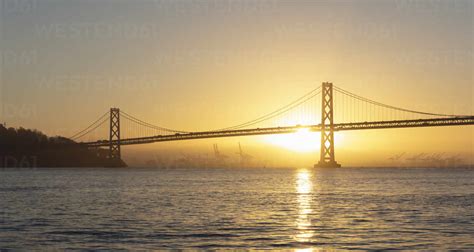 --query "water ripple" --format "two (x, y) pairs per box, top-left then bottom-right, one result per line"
(0, 167), (473, 250)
